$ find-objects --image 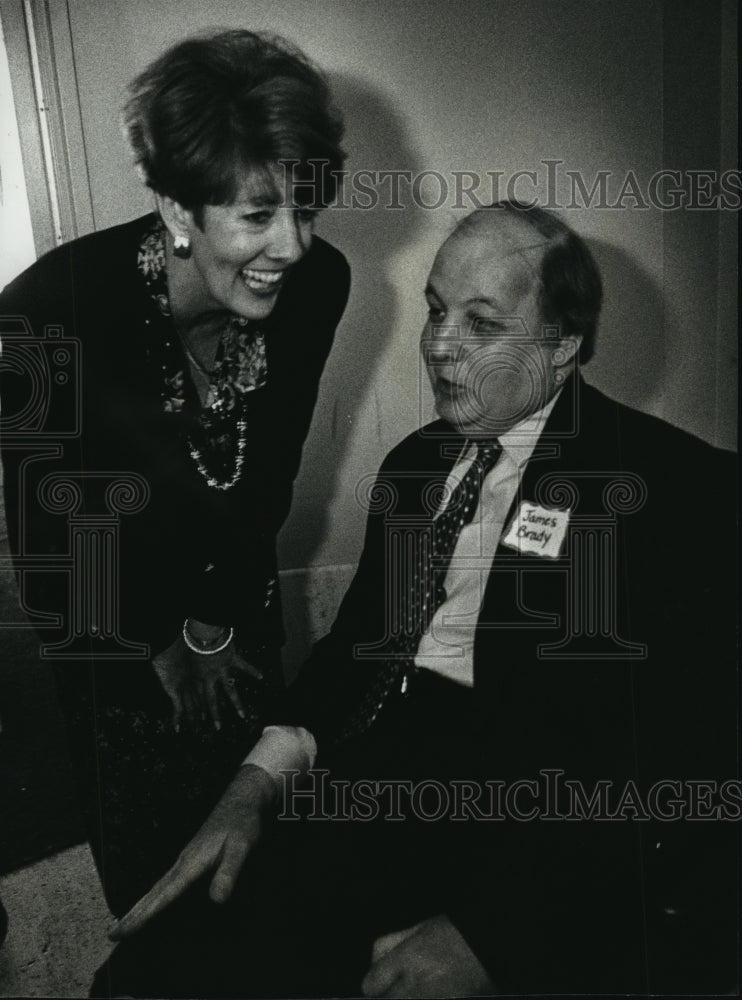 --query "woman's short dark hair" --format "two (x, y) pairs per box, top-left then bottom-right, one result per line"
(487, 201), (603, 364)
(124, 29), (346, 221)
